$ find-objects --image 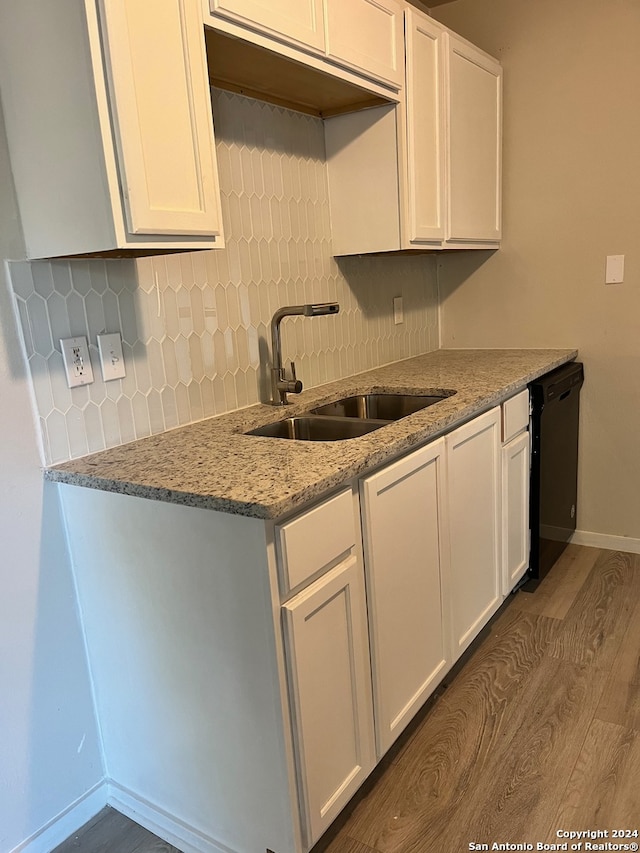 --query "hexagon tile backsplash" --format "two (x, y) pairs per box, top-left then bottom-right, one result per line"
(10, 89), (439, 466)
